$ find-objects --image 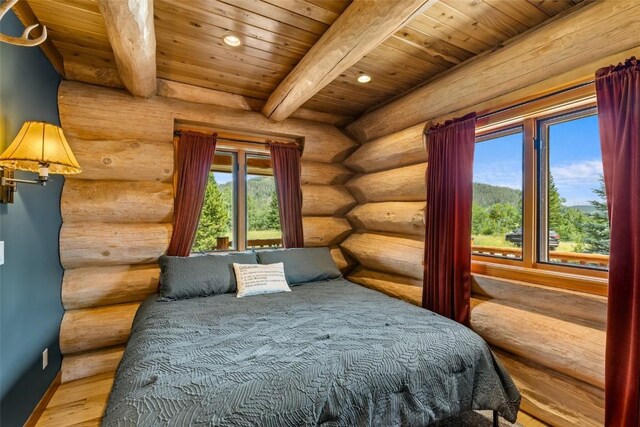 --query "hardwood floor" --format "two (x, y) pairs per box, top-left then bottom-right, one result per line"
(36, 373), (548, 426)
(36, 373), (115, 427)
